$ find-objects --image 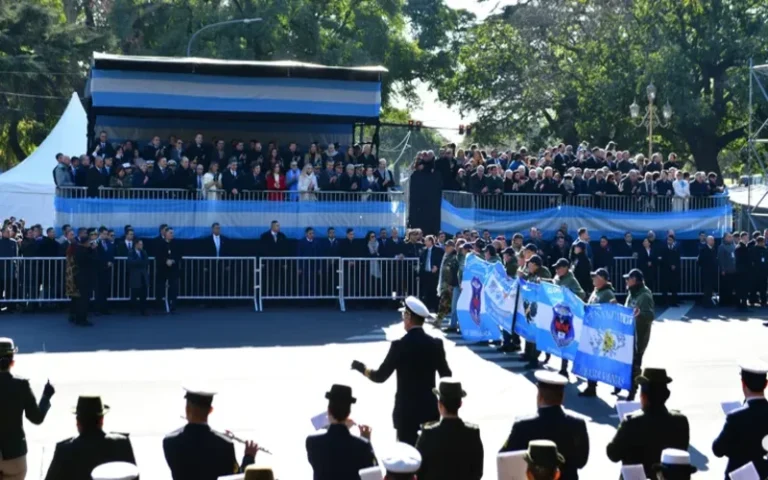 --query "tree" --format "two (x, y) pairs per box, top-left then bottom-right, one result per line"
(430, 0), (768, 175)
